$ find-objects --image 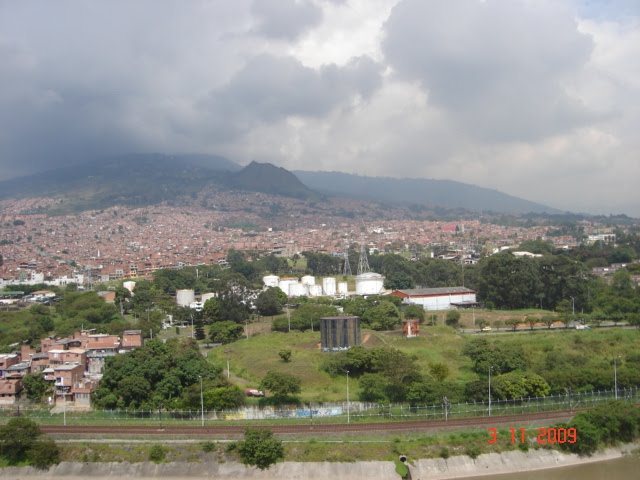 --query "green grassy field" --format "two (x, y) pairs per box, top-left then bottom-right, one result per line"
(52, 427), (549, 463)
(204, 318), (640, 403)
